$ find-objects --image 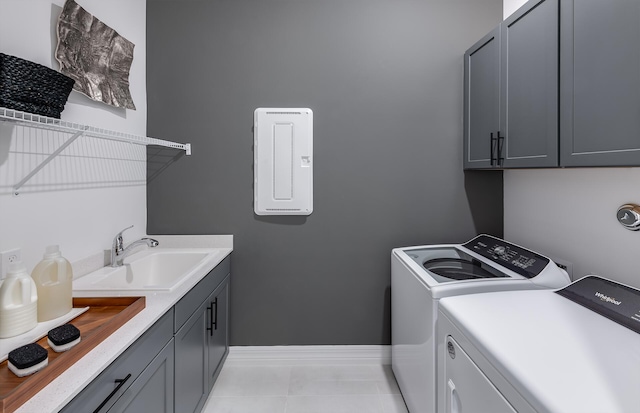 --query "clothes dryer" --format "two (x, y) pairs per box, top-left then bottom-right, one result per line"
(437, 276), (640, 413)
(391, 234), (570, 413)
